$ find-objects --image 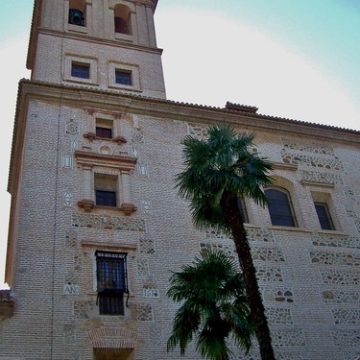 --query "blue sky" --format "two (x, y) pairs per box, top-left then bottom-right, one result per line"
(0, 0), (359, 287)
